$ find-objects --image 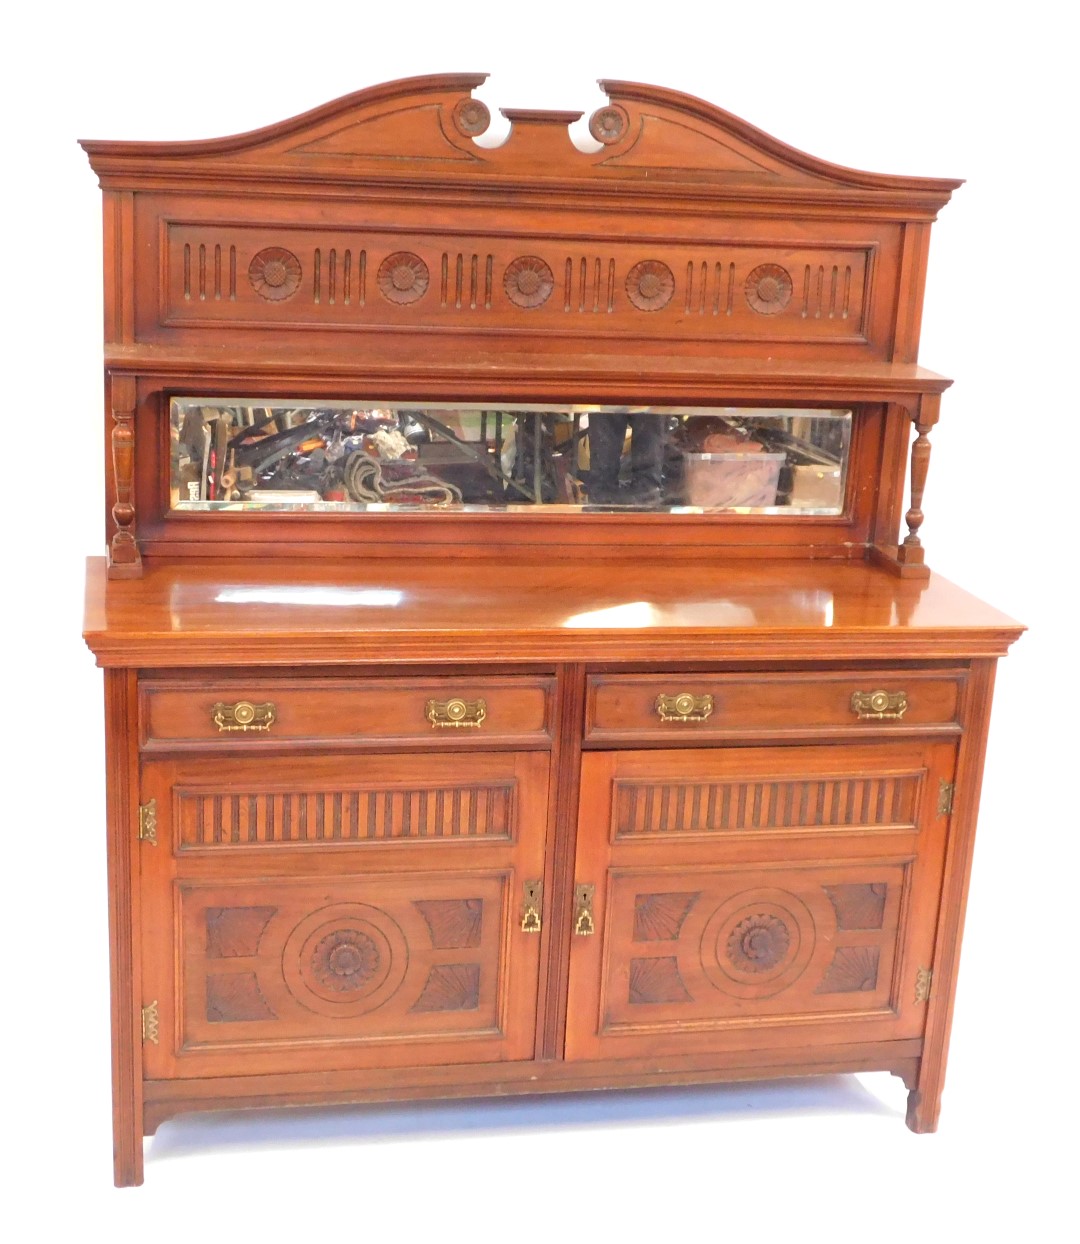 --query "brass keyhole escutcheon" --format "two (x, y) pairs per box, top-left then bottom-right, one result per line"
(574, 884), (595, 936)
(520, 880), (543, 933)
